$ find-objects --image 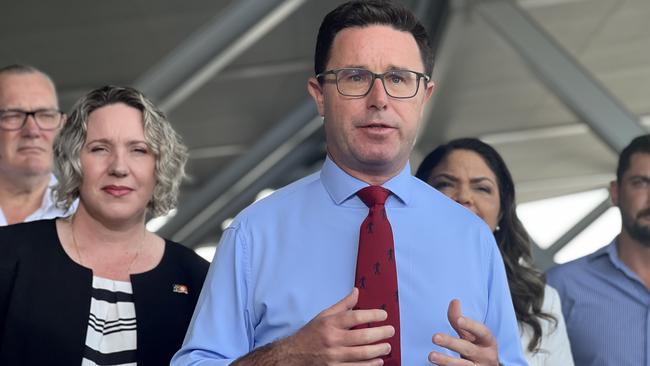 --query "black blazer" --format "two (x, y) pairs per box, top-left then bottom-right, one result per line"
(0, 219), (209, 366)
